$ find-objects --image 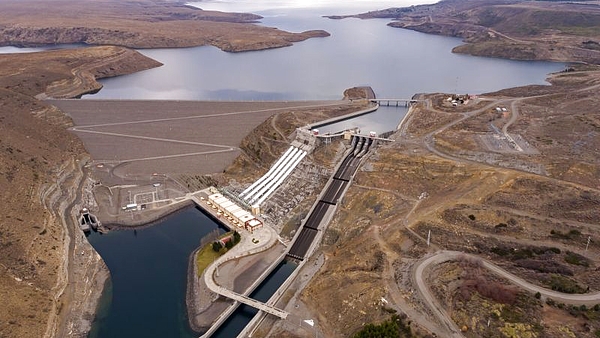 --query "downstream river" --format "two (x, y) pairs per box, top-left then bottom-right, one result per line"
(0, 1), (568, 337)
(87, 206), (226, 338)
